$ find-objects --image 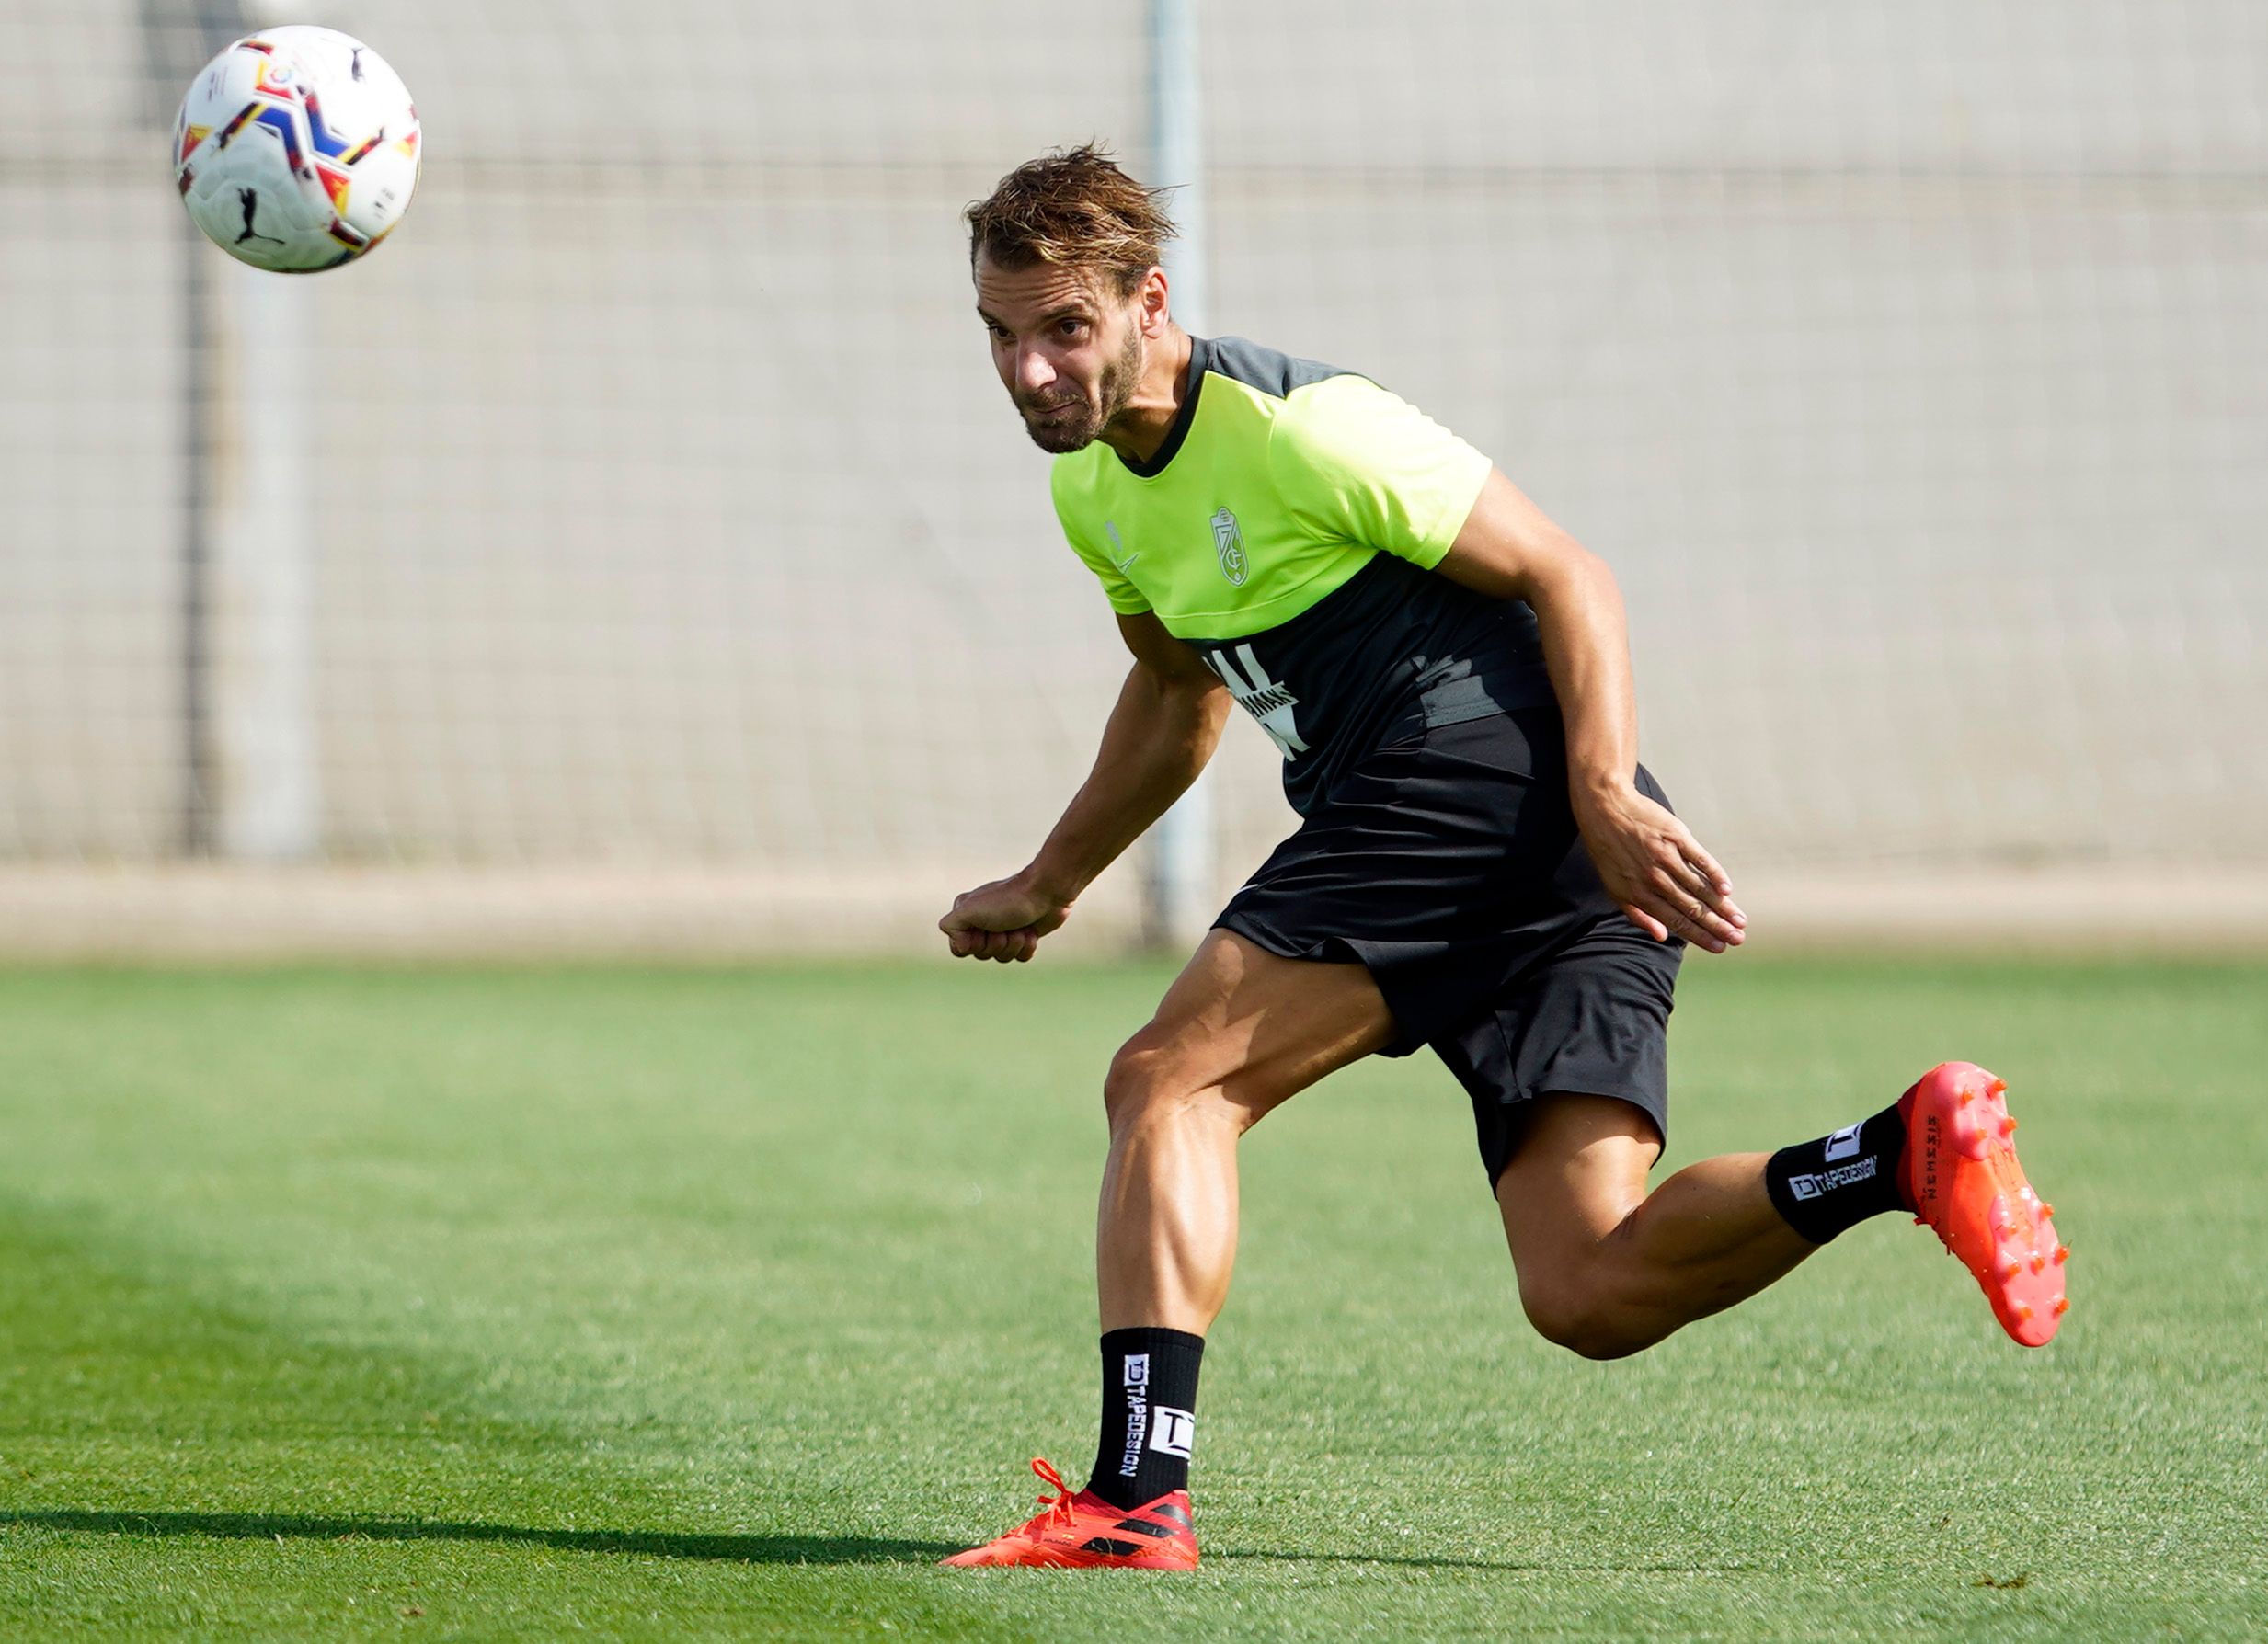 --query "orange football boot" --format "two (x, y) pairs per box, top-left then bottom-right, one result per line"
(1899, 1061), (2068, 1346)
(939, 1458), (1198, 1570)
